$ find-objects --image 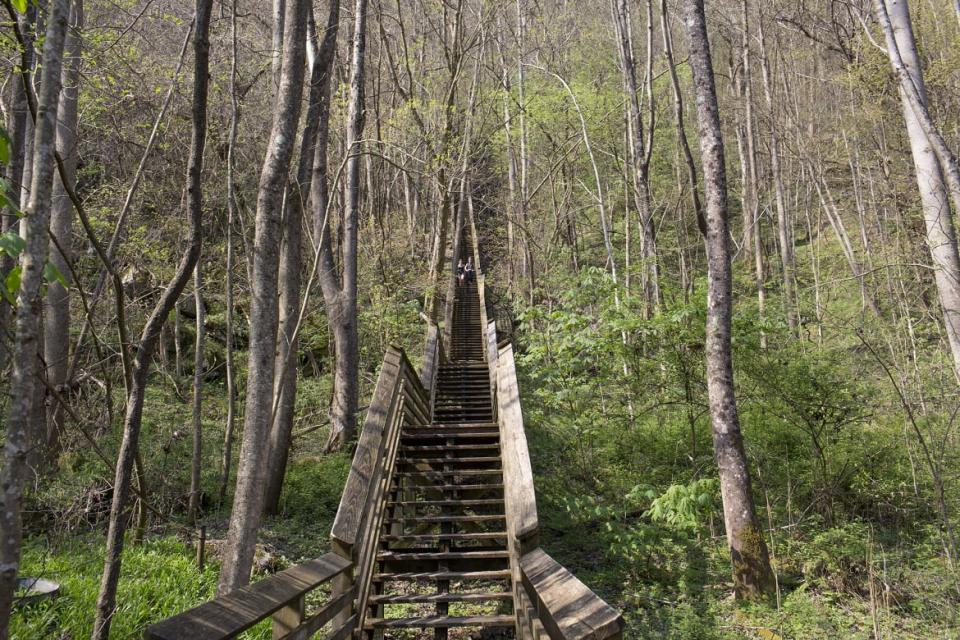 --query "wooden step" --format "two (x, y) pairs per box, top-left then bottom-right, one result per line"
(402, 431), (498, 440)
(390, 483), (504, 492)
(406, 422), (498, 429)
(398, 457), (501, 465)
(368, 592), (512, 605)
(388, 498), (503, 507)
(381, 532), (507, 542)
(372, 570), (511, 581)
(386, 514), (505, 523)
(394, 470), (502, 479)
(364, 615), (515, 630)
(400, 444), (499, 452)
(377, 550), (509, 561)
